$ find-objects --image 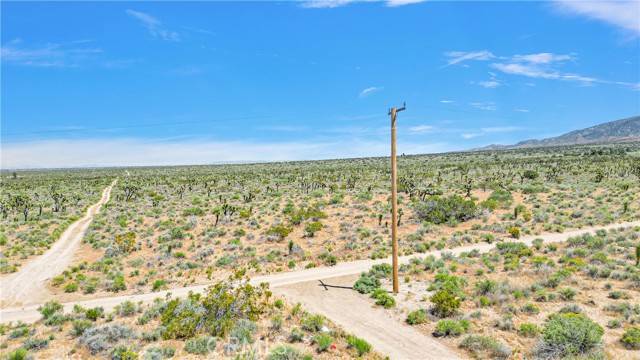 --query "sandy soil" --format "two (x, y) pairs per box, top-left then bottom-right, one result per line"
(0, 180), (116, 307)
(272, 274), (462, 360)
